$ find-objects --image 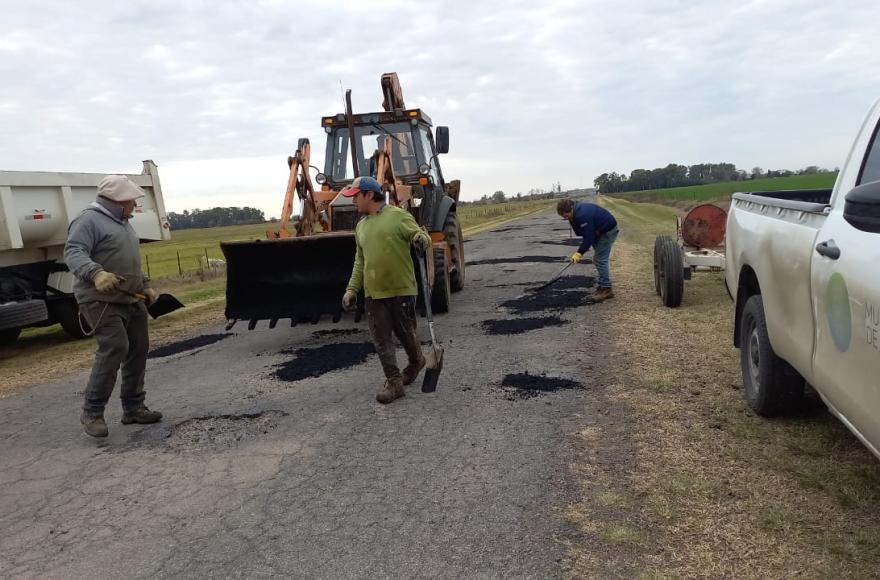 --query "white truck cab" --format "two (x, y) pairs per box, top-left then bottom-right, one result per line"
(726, 98), (880, 459)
